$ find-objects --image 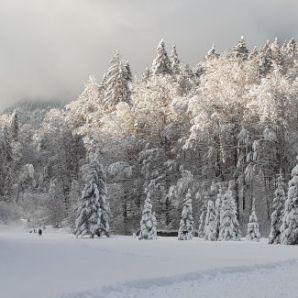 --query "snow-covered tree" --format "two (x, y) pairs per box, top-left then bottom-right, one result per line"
(65, 75), (103, 131)
(6, 37), (298, 236)
(268, 173), (286, 244)
(170, 45), (180, 74)
(0, 127), (13, 201)
(205, 44), (219, 60)
(178, 189), (193, 240)
(218, 187), (241, 241)
(75, 161), (110, 238)
(10, 110), (19, 141)
(232, 36), (249, 60)
(139, 183), (156, 240)
(151, 39), (172, 75)
(246, 198), (261, 241)
(103, 53), (132, 109)
(204, 200), (217, 241)
(280, 161), (298, 245)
